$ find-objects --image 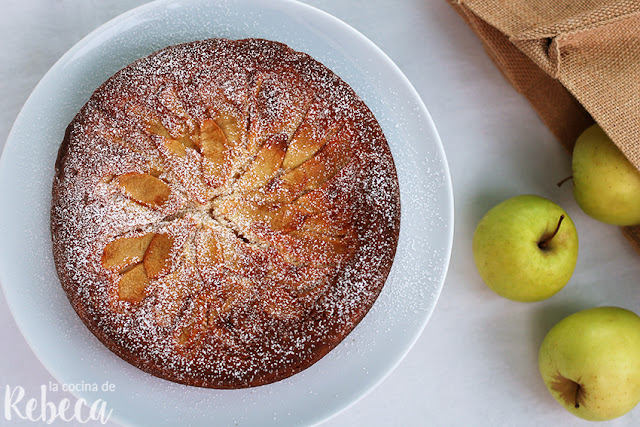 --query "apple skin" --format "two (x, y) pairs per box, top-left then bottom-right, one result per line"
(472, 195), (578, 302)
(539, 307), (640, 421)
(572, 124), (640, 226)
